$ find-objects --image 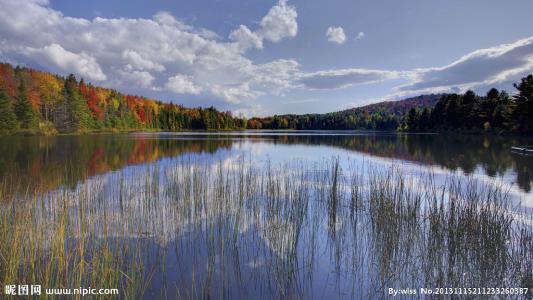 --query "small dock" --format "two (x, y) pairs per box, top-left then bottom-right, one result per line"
(511, 146), (533, 155)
